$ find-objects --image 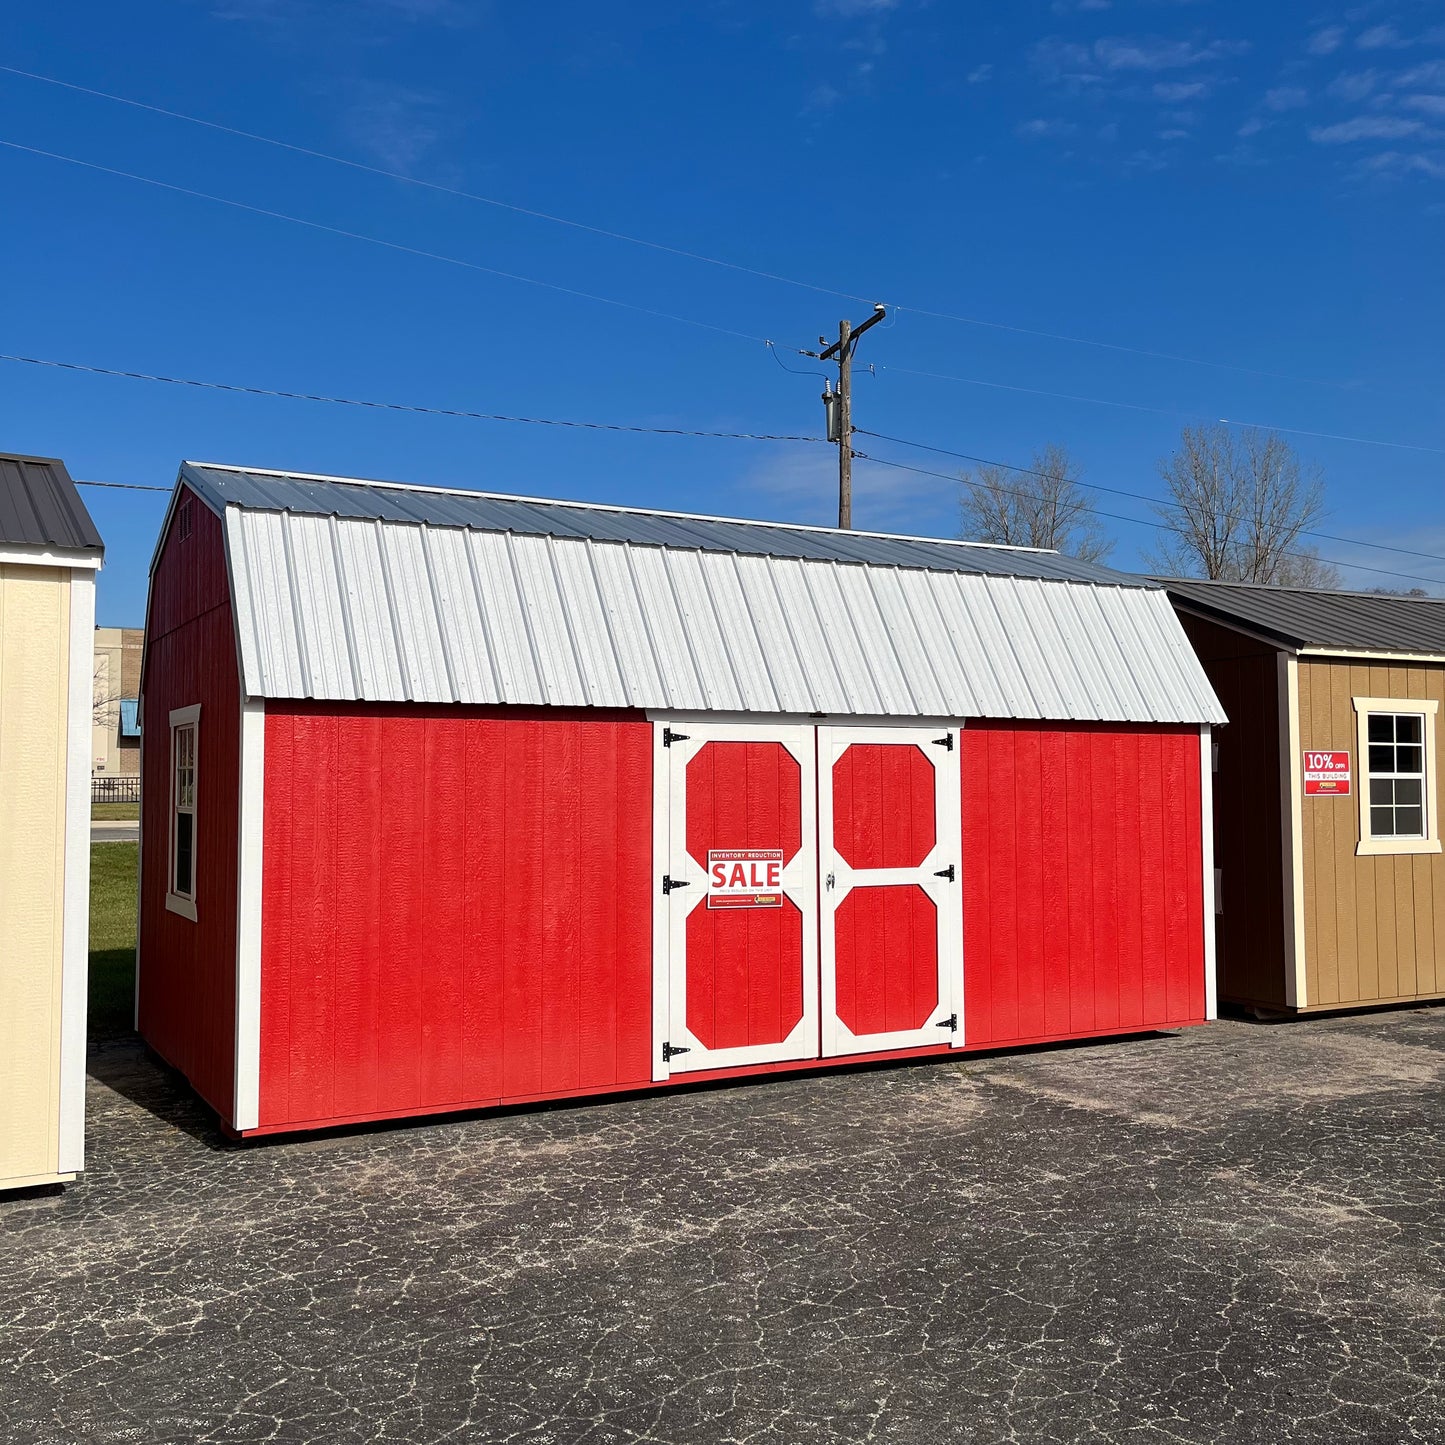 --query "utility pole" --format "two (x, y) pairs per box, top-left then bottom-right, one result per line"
(809, 304), (886, 529)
